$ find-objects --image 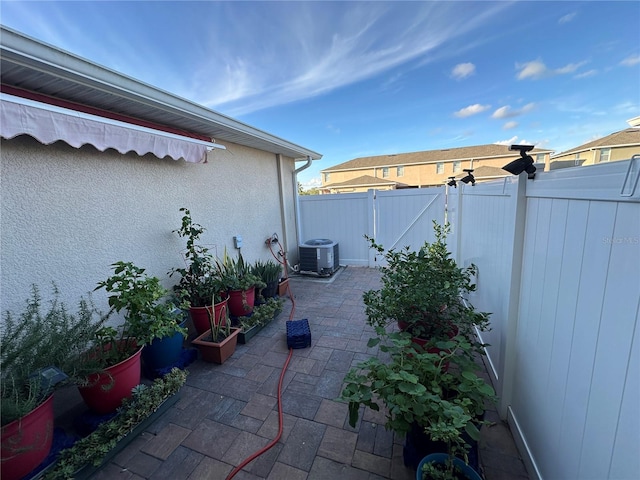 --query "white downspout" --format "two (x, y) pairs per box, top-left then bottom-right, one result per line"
(293, 156), (313, 262)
